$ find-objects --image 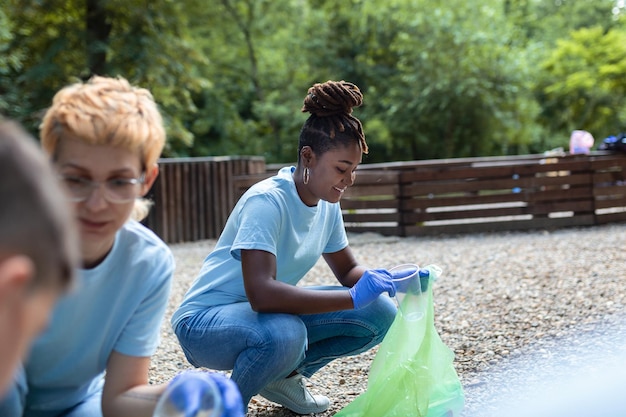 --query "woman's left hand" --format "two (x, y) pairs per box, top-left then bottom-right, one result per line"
(167, 371), (244, 417)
